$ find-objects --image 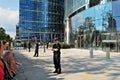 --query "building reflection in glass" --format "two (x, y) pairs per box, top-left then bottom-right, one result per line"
(65, 1), (120, 52)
